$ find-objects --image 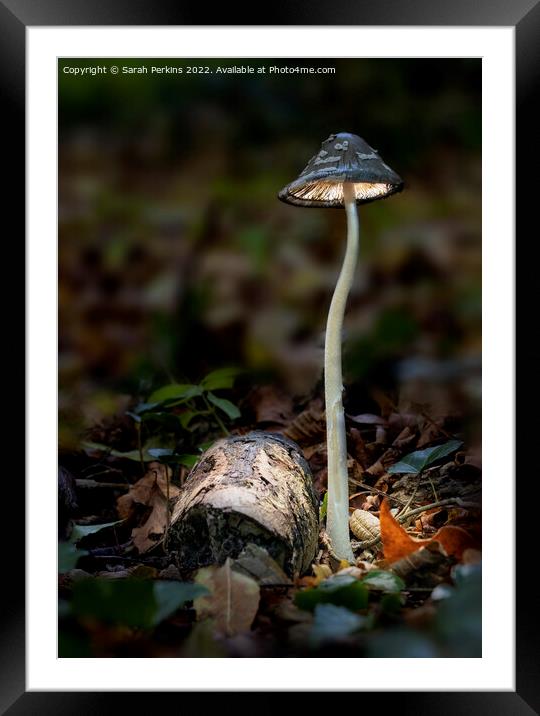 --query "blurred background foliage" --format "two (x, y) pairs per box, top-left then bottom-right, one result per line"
(58, 58), (481, 453)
